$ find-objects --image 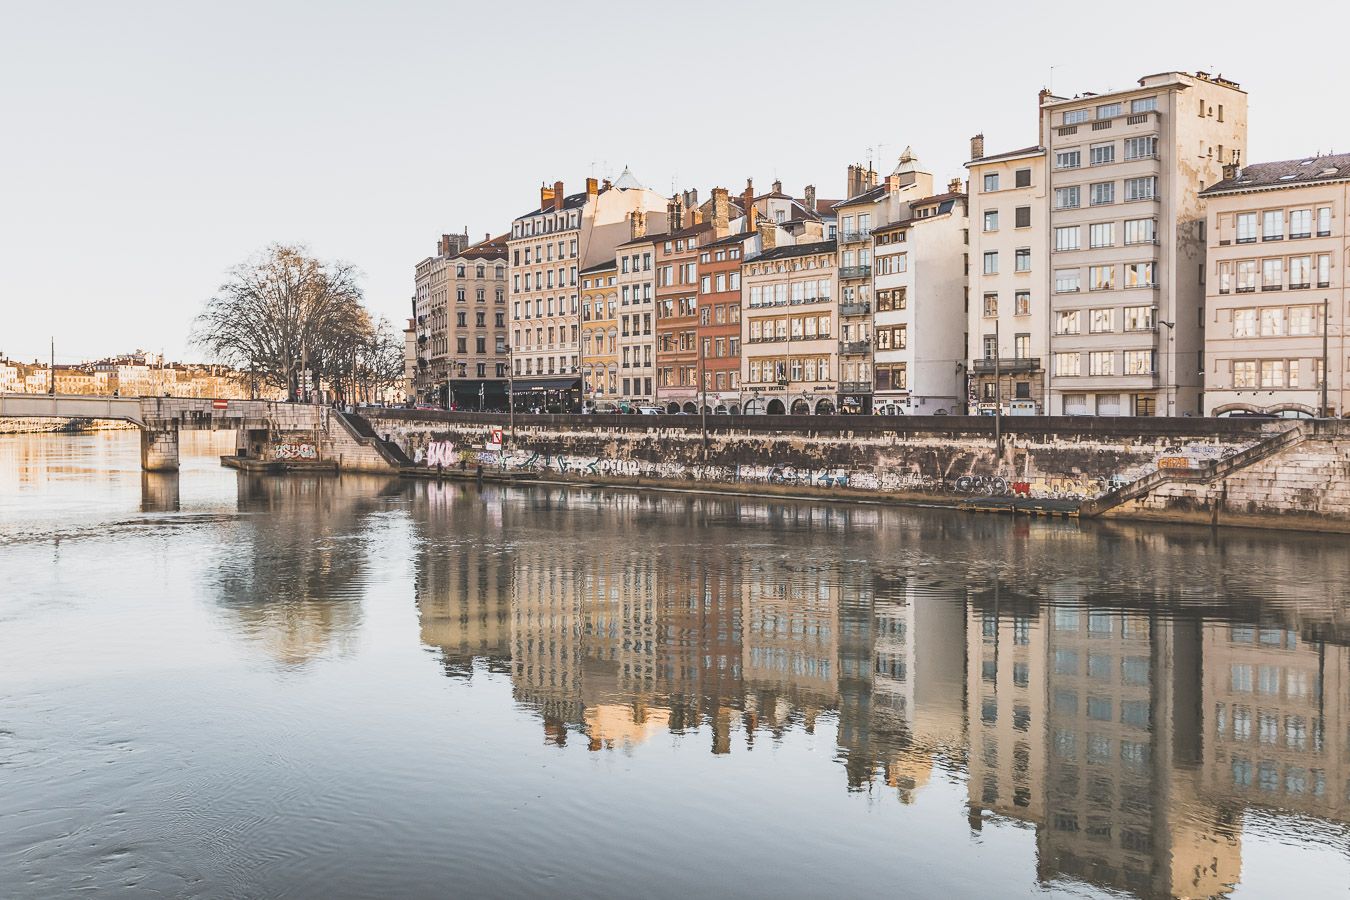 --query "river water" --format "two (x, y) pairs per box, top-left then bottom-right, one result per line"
(2, 431), (1348, 899)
